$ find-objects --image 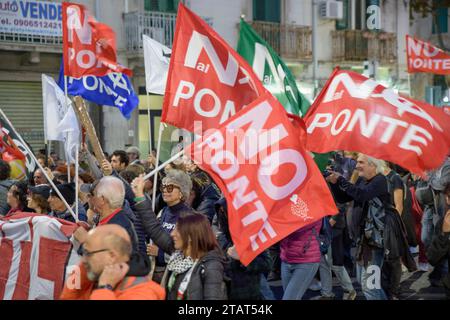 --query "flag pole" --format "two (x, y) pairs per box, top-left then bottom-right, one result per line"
(144, 149), (183, 181)
(75, 143), (79, 221)
(151, 122), (165, 212)
(64, 75), (71, 183)
(0, 109), (78, 222)
(147, 93), (153, 154)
